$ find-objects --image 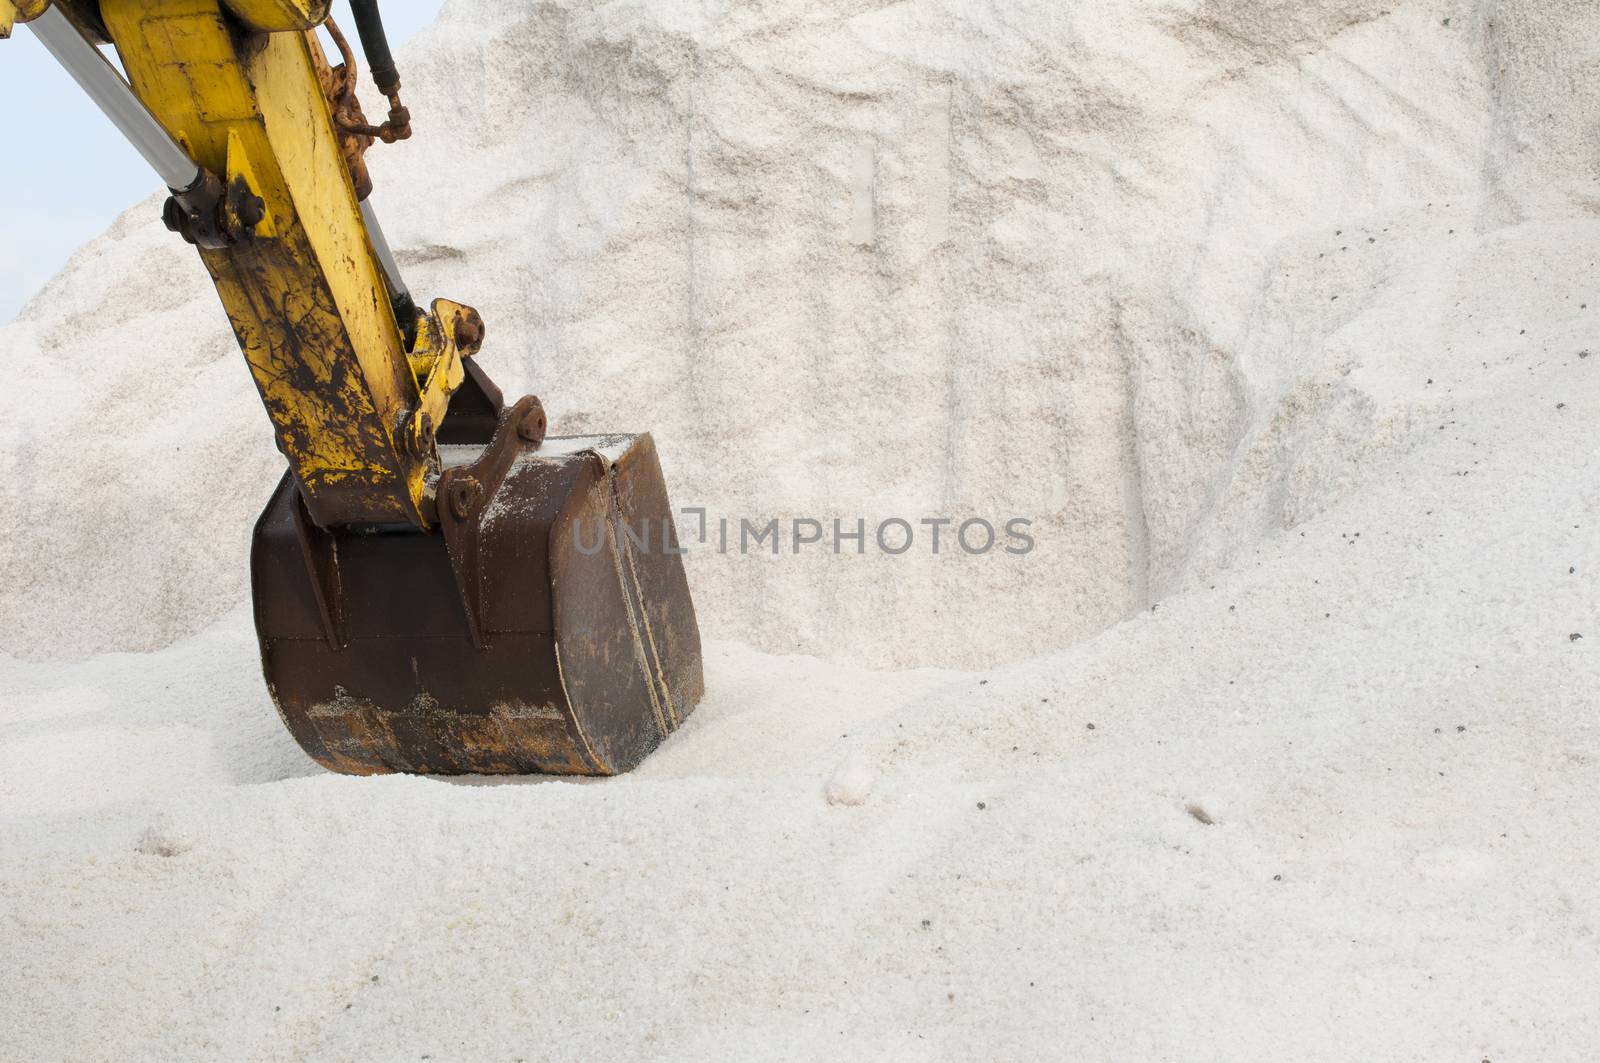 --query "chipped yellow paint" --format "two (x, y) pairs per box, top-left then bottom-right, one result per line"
(224, 127), (277, 237)
(410, 298), (468, 439)
(220, 0), (328, 32)
(7, 0), (49, 27)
